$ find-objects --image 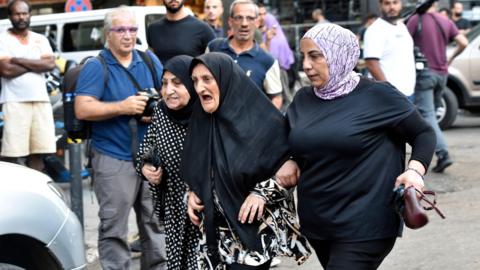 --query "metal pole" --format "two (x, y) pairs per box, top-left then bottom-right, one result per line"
(68, 139), (84, 227)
